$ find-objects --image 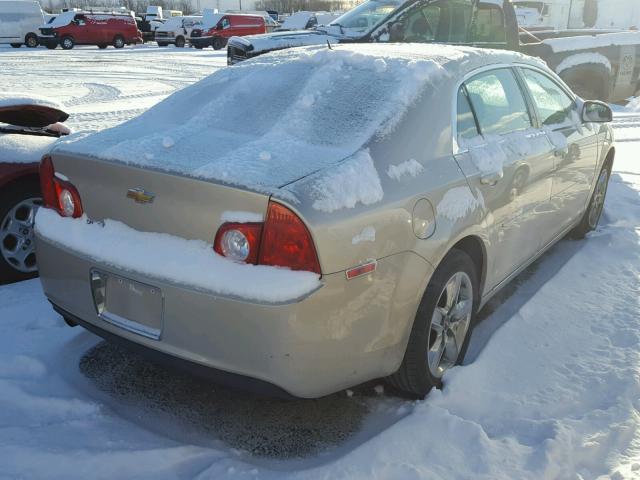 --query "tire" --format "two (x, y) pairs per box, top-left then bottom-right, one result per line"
(10, 43), (21, 48)
(45, 43), (57, 50)
(387, 249), (479, 398)
(212, 37), (226, 50)
(61, 36), (75, 50)
(98, 44), (108, 49)
(157, 42), (168, 47)
(113, 35), (125, 49)
(571, 161), (612, 239)
(0, 181), (42, 284)
(175, 36), (185, 48)
(25, 33), (38, 48)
